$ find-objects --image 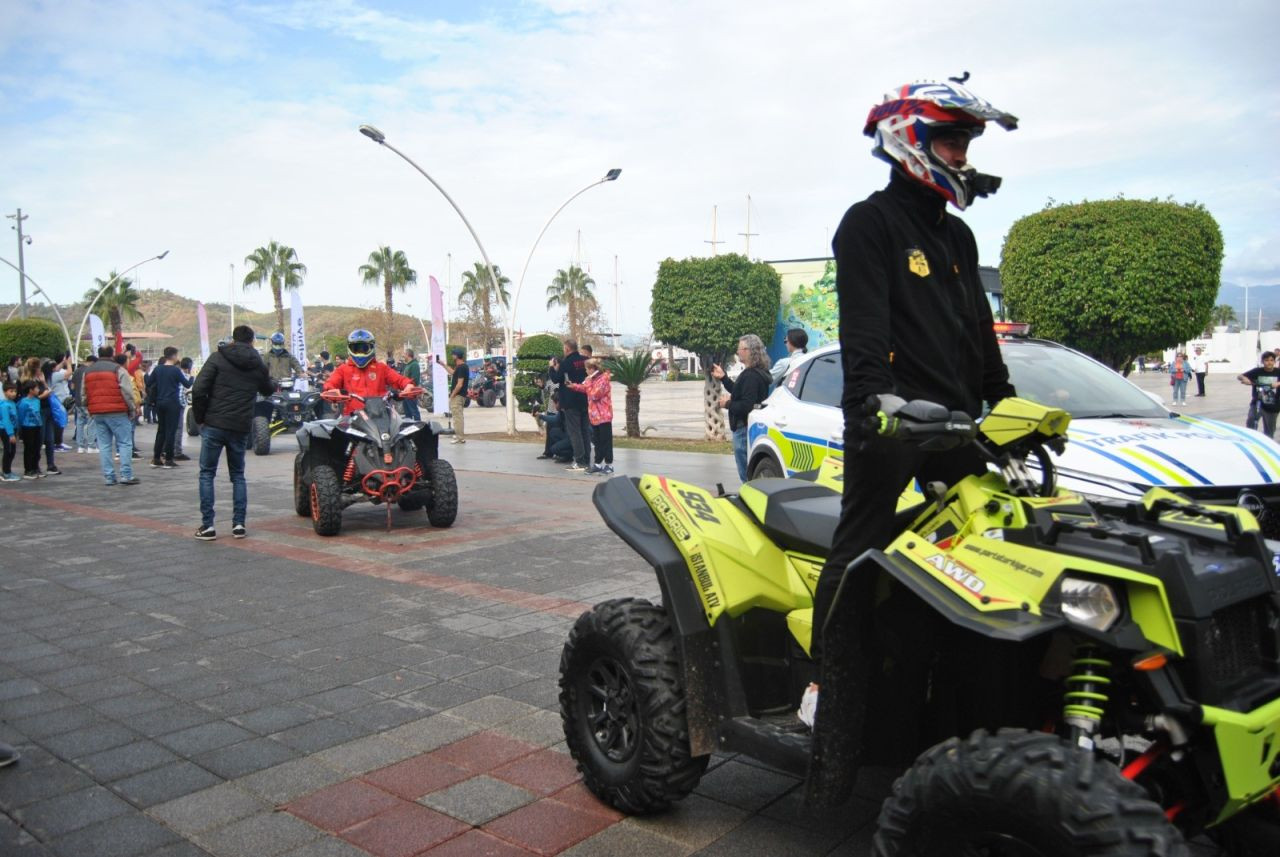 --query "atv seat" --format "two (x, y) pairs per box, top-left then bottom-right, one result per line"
(740, 479), (842, 556)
